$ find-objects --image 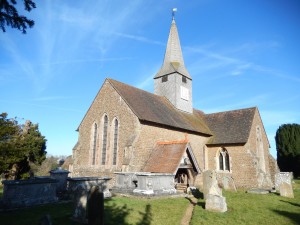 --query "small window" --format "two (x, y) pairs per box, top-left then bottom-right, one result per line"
(162, 76), (168, 82)
(218, 148), (230, 171)
(182, 76), (187, 83)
